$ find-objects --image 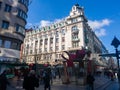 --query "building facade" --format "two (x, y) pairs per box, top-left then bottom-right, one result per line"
(0, 0), (29, 62)
(23, 4), (108, 67)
